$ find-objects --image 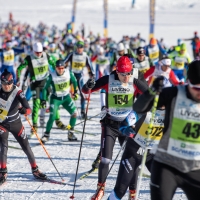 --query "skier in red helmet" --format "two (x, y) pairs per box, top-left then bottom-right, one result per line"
(82, 56), (149, 200)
